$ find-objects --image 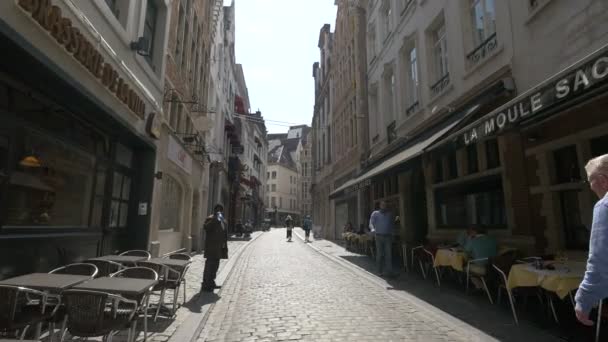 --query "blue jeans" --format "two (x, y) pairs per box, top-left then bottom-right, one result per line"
(375, 234), (393, 275)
